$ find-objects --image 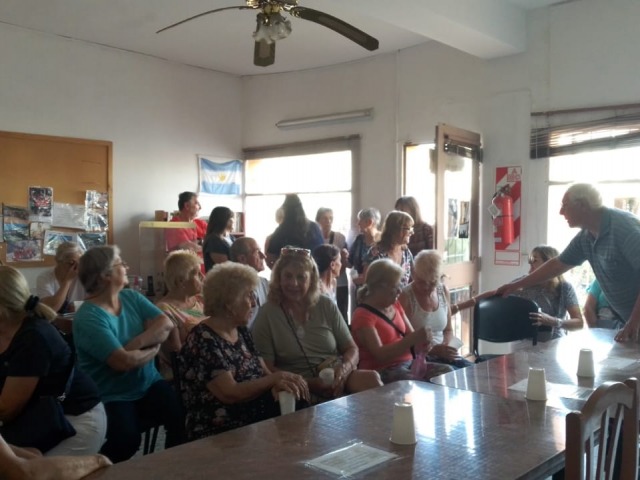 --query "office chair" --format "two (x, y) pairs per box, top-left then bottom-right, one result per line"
(472, 295), (540, 361)
(565, 378), (639, 480)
